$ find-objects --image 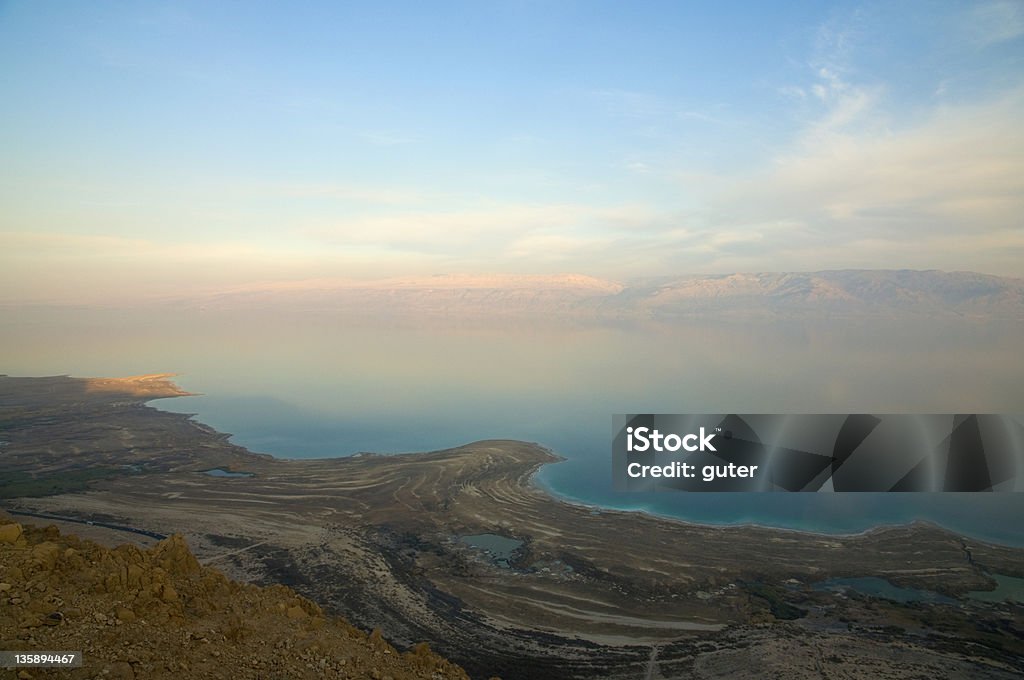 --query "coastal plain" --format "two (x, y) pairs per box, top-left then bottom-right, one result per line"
(1, 374), (1022, 679)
